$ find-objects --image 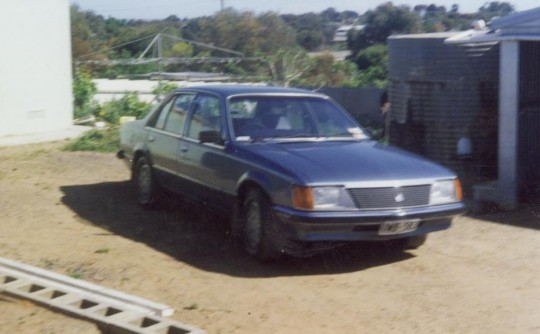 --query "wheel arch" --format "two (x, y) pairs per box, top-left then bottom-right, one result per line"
(236, 172), (274, 204)
(231, 176), (272, 238)
(131, 148), (152, 178)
